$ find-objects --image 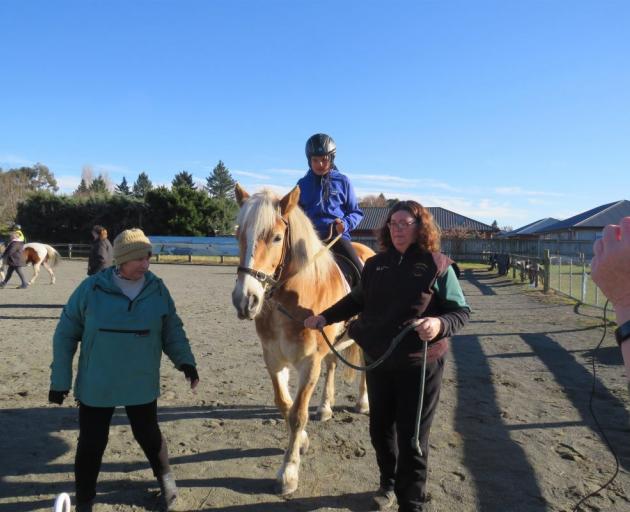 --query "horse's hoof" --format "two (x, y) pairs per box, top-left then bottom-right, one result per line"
(315, 407), (333, 422)
(275, 481), (298, 496)
(355, 403), (370, 415)
(276, 462), (299, 496)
